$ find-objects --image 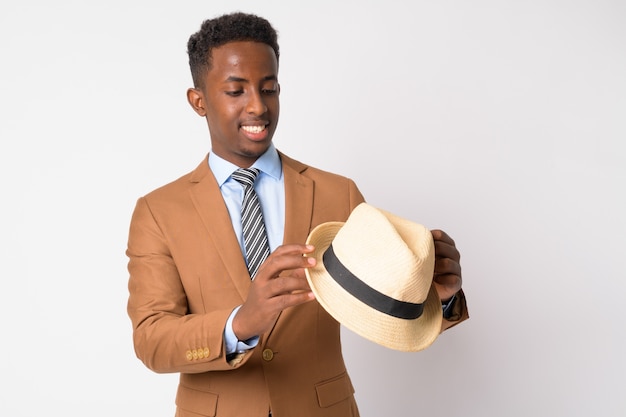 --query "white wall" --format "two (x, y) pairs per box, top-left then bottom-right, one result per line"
(1, 1), (624, 416)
